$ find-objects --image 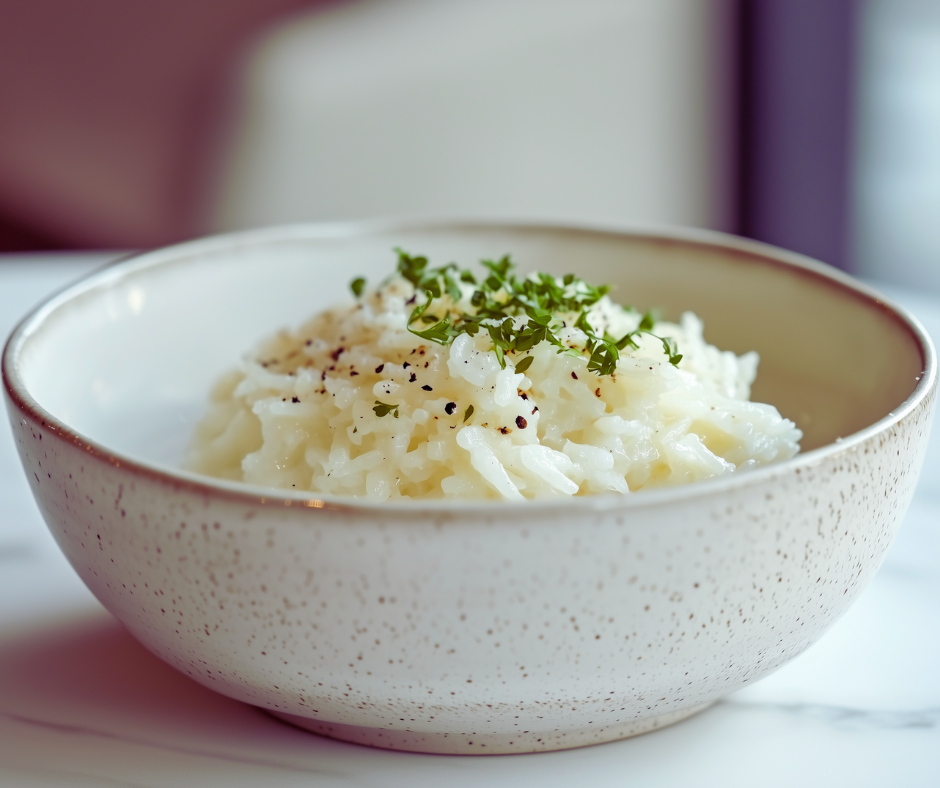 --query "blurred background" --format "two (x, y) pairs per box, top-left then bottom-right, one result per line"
(0, 0), (938, 291)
